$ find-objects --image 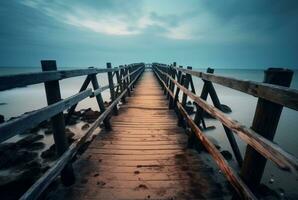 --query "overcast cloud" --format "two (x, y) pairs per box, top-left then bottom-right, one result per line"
(0, 0), (297, 68)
